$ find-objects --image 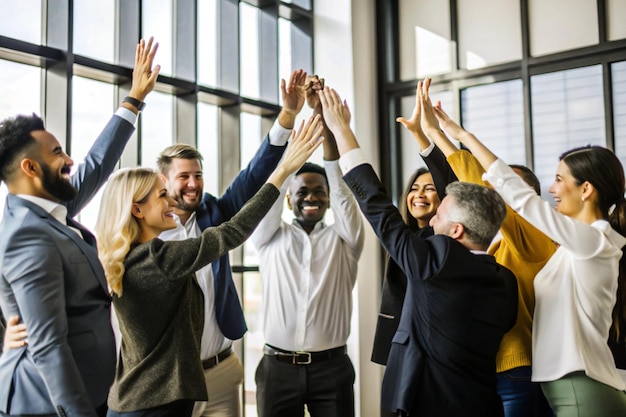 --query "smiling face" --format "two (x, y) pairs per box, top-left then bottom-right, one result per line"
(549, 159), (584, 217)
(406, 172), (440, 228)
(134, 177), (178, 240)
(288, 172), (329, 233)
(163, 157), (204, 212)
(31, 130), (76, 202)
